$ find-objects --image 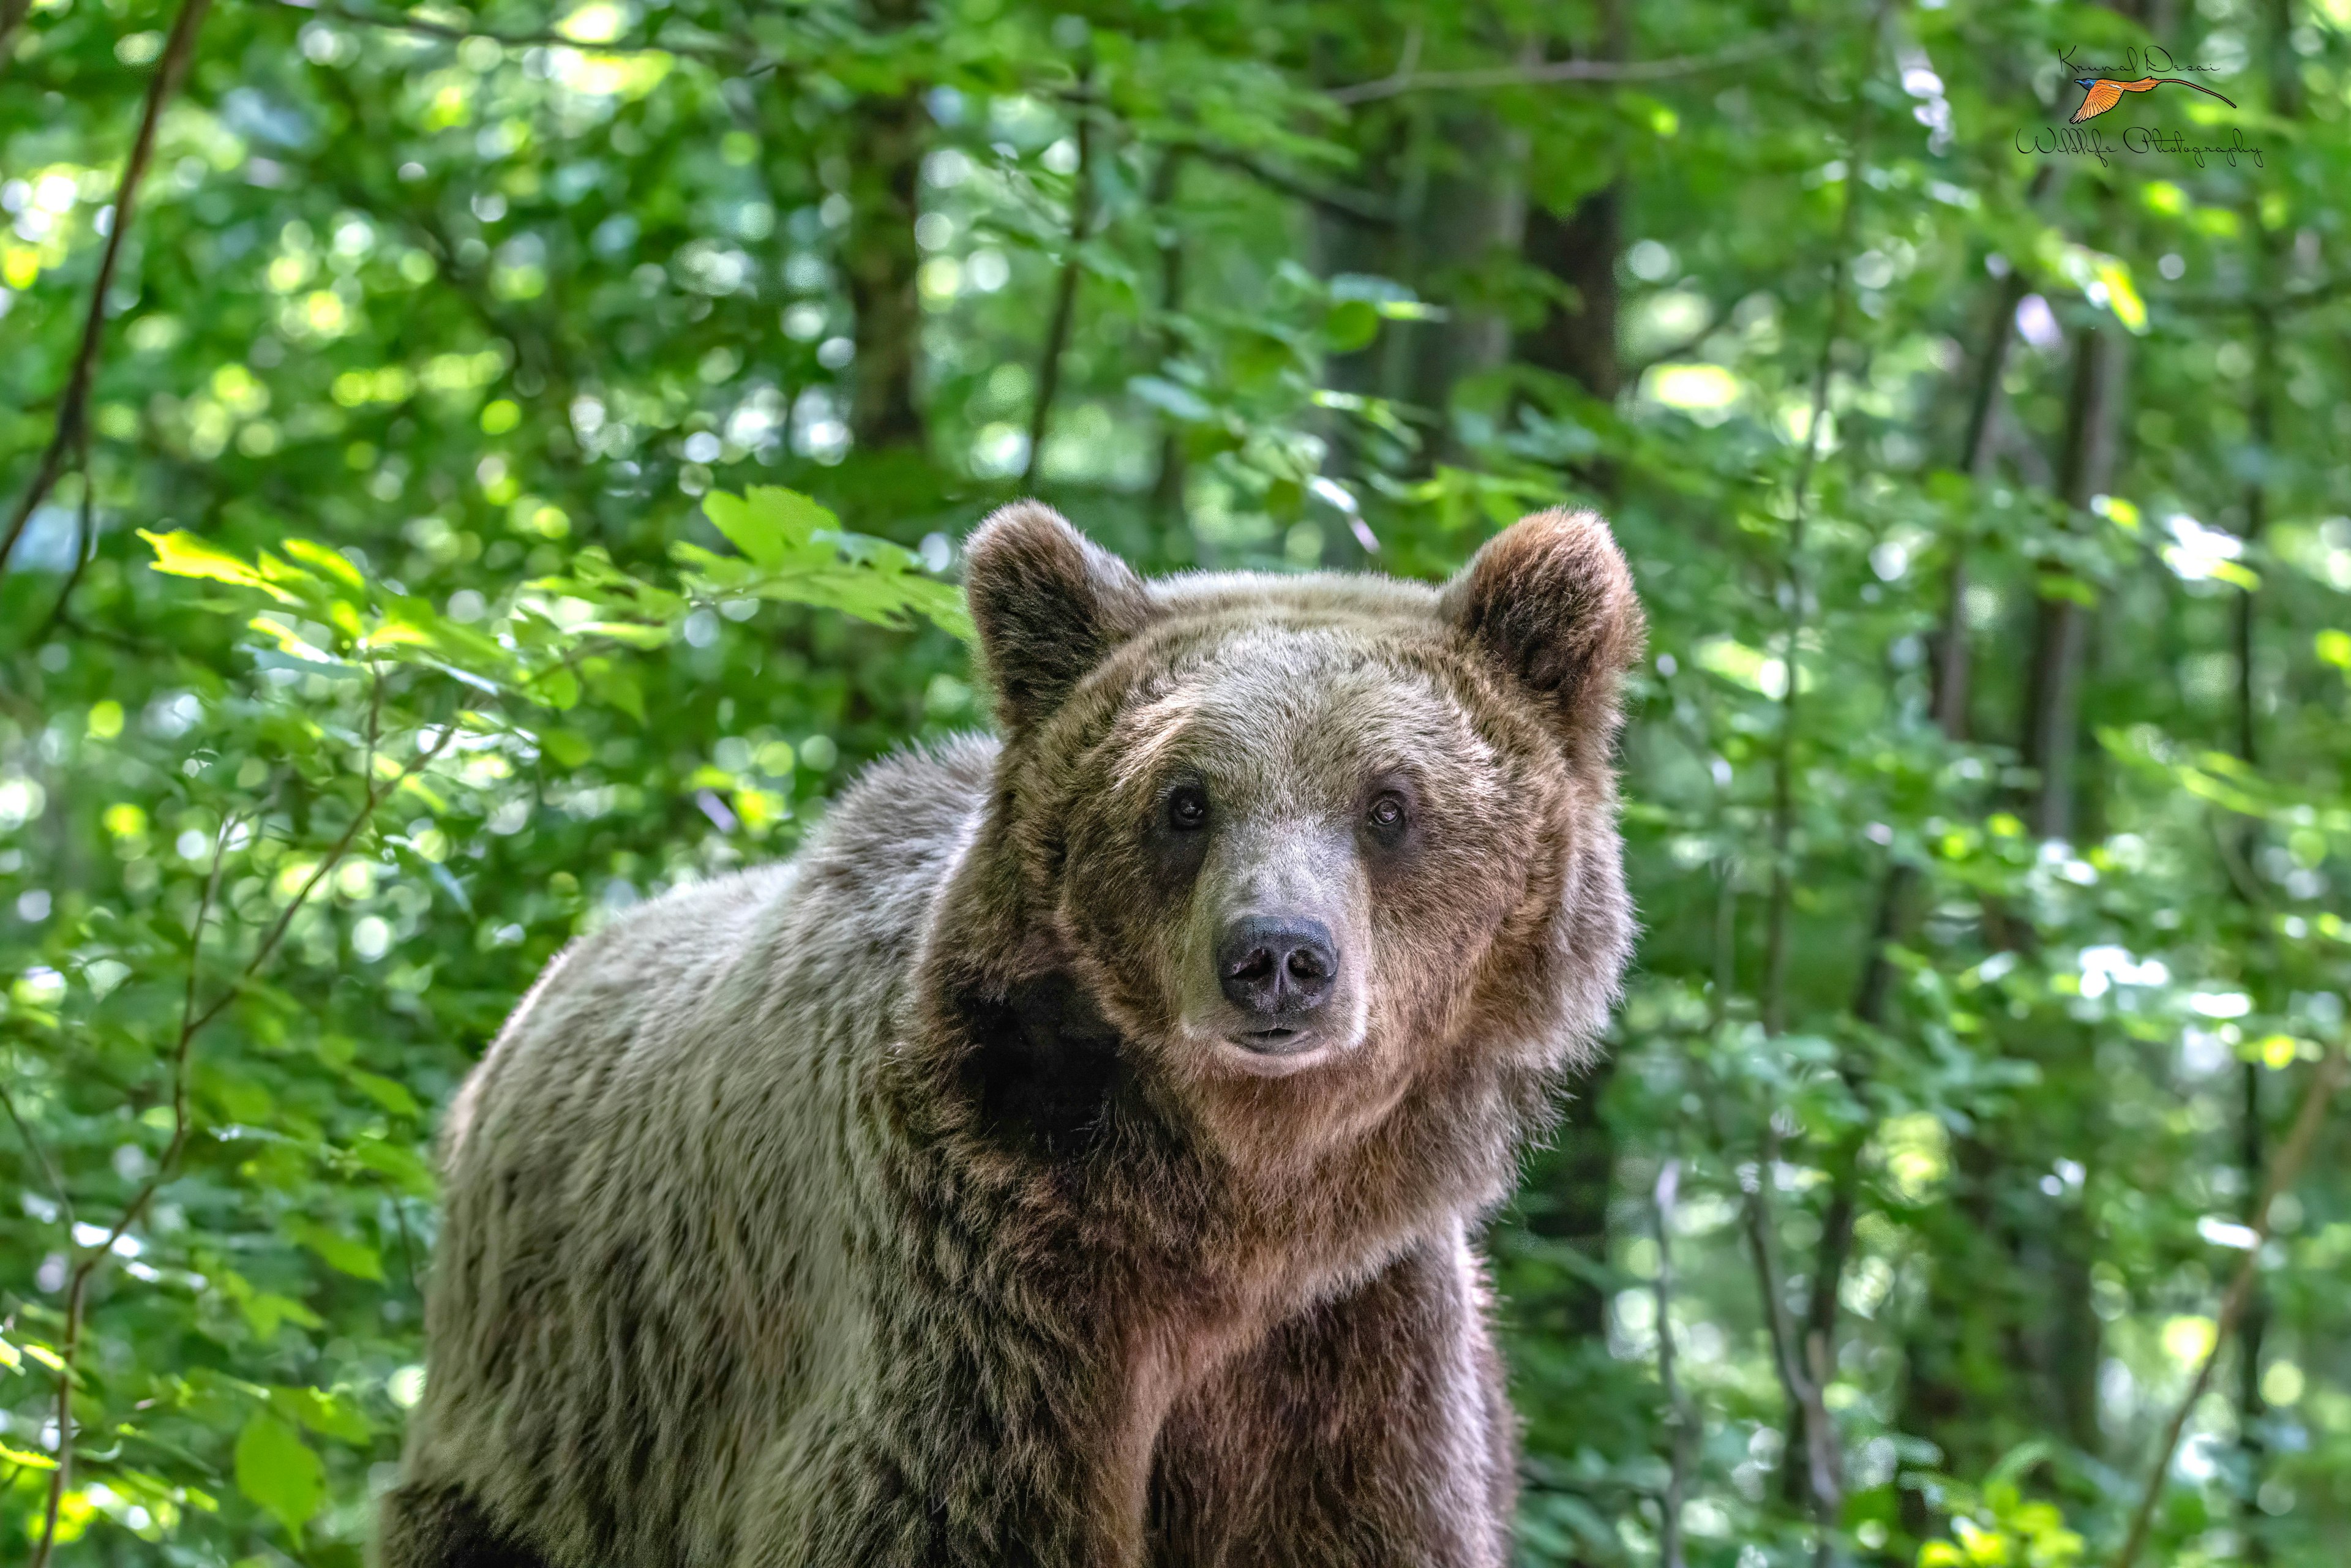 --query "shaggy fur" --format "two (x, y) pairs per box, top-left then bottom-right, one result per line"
(383, 503), (1643, 1568)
